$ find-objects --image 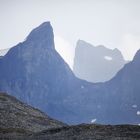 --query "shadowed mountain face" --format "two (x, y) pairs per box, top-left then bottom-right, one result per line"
(0, 22), (140, 125)
(73, 40), (126, 83)
(104, 50), (140, 124)
(0, 22), (85, 124)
